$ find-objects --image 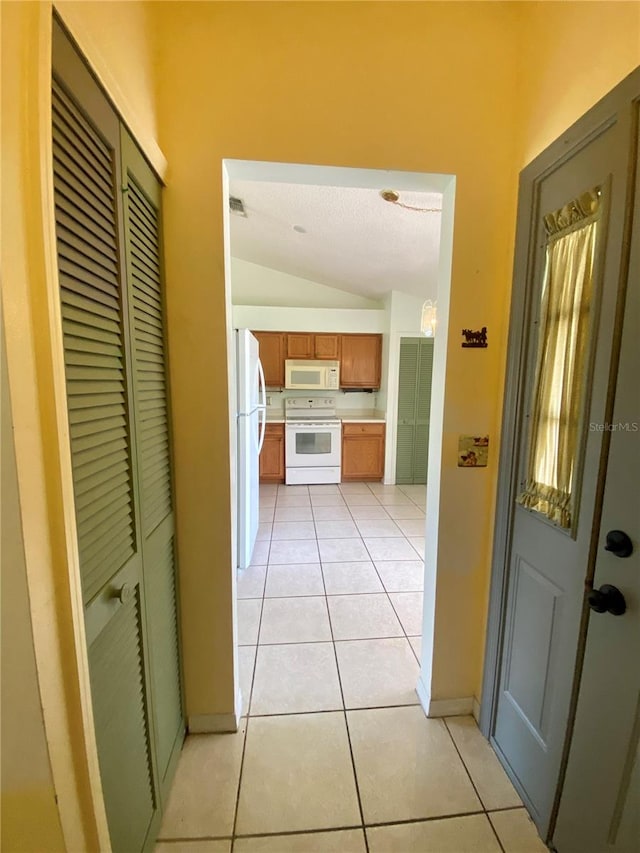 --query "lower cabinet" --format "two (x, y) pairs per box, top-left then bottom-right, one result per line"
(260, 423), (285, 483)
(341, 423), (386, 481)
